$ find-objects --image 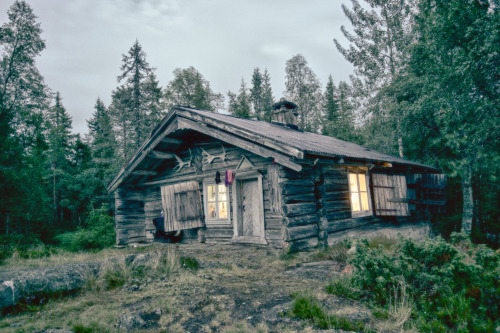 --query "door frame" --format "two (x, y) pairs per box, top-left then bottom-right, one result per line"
(231, 171), (267, 245)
